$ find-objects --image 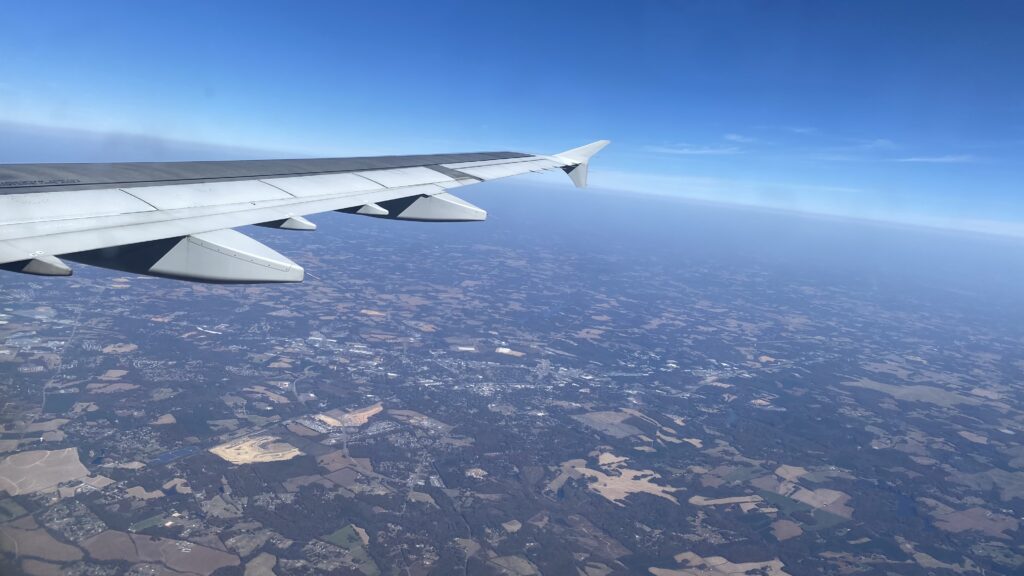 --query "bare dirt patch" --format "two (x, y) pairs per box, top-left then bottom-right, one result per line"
(209, 436), (301, 465)
(339, 403), (383, 426)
